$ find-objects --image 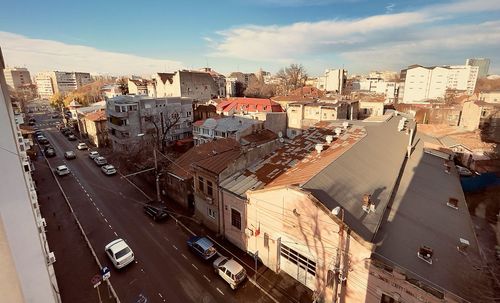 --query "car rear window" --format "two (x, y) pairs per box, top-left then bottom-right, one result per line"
(115, 247), (131, 259)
